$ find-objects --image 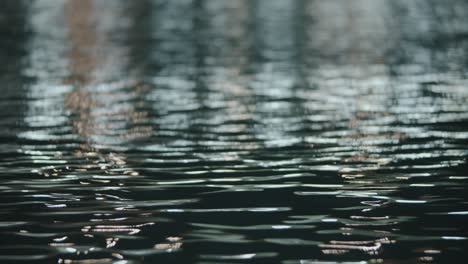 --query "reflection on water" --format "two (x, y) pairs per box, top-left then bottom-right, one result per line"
(0, 0), (468, 263)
